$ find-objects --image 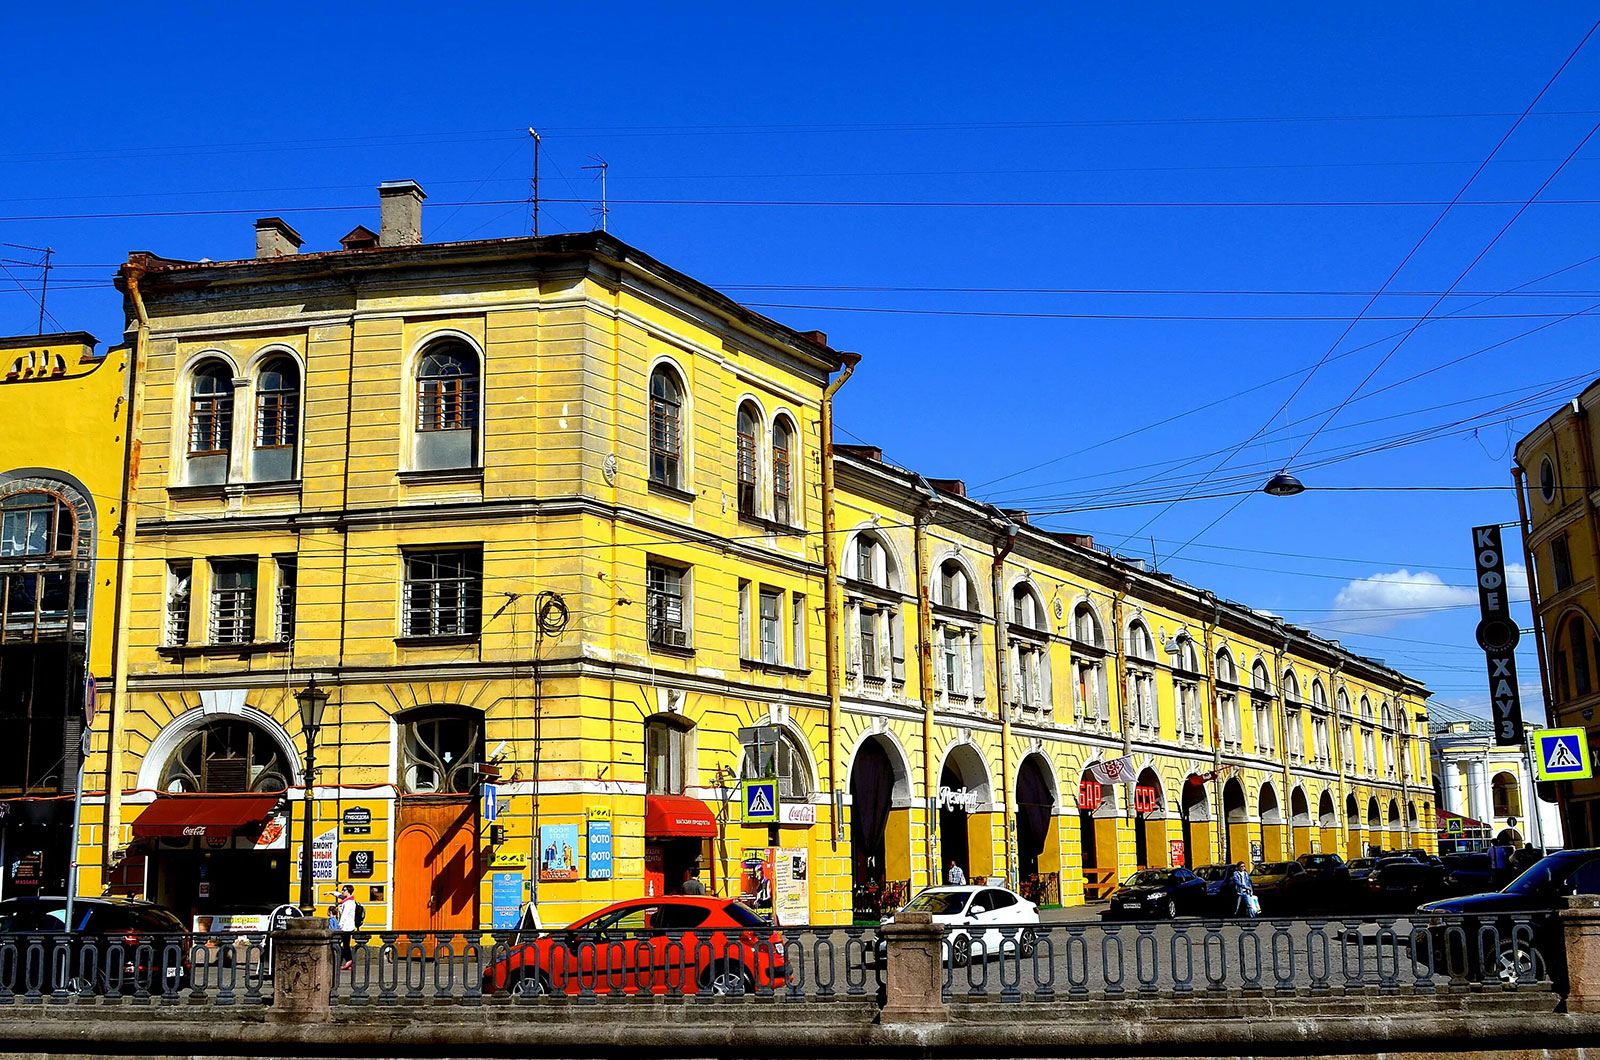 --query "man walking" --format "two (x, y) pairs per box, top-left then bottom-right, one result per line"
(336, 884), (360, 969)
(946, 859), (967, 886)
